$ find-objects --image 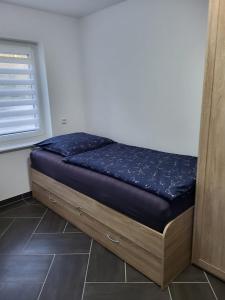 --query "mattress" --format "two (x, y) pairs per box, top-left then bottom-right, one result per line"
(30, 149), (195, 233)
(64, 143), (197, 202)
